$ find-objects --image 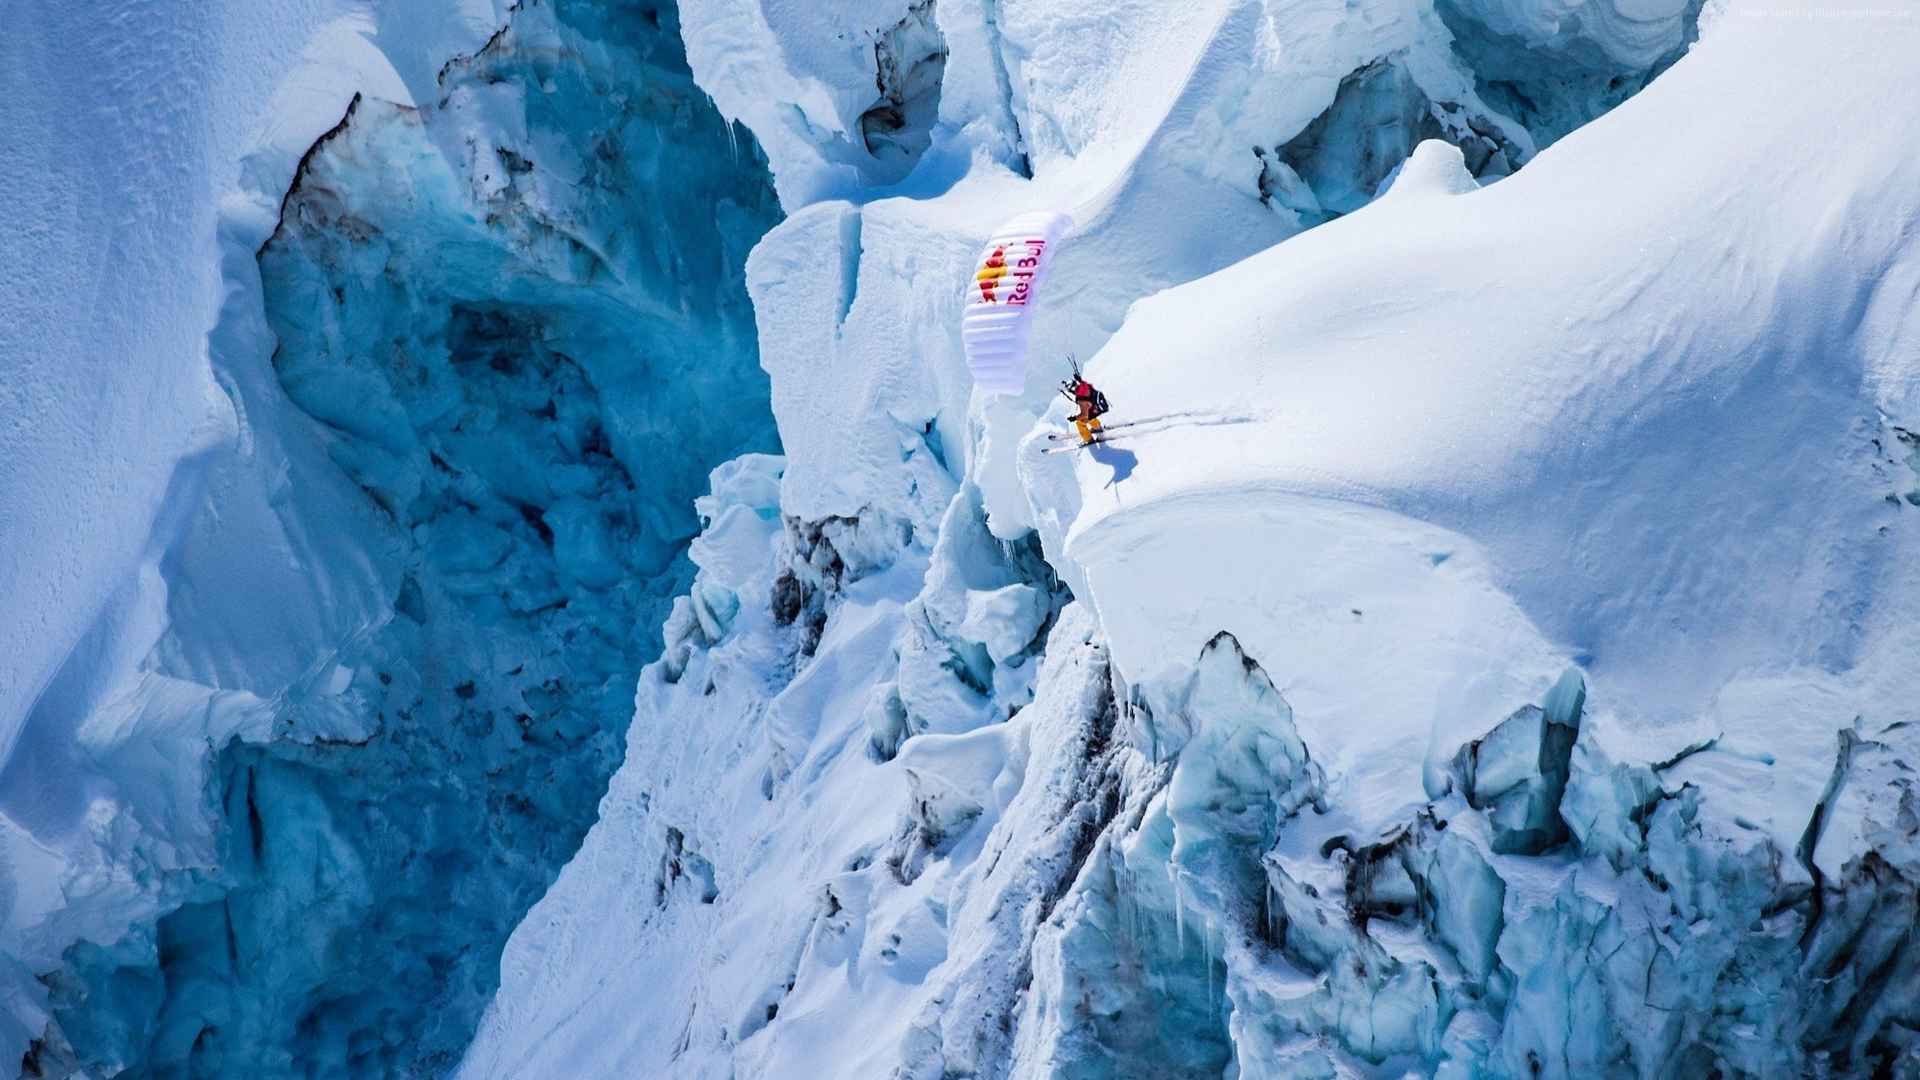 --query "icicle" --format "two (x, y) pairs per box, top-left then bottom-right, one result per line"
(1168, 862), (1185, 952)
(1121, 860), (1136, 945)
(1125, 866), (1134, 945)
(1126, 866), (1139, 948)
(1204, 913), (1215, 1016)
